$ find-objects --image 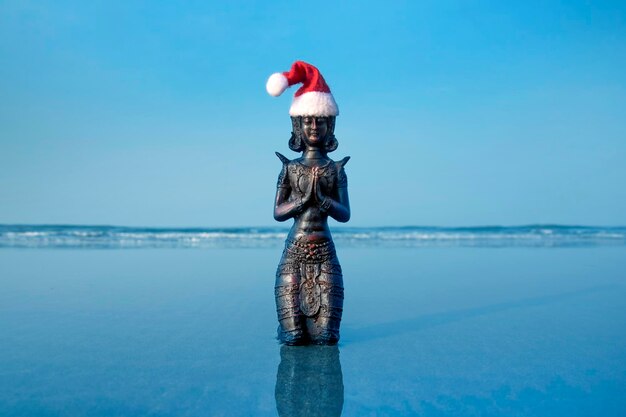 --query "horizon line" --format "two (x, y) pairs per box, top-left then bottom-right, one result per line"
(1, 223), (625, 229)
